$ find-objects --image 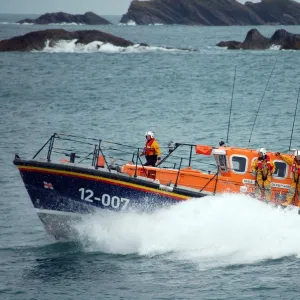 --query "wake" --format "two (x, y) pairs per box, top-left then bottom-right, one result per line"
(74, 193), (300, 267)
